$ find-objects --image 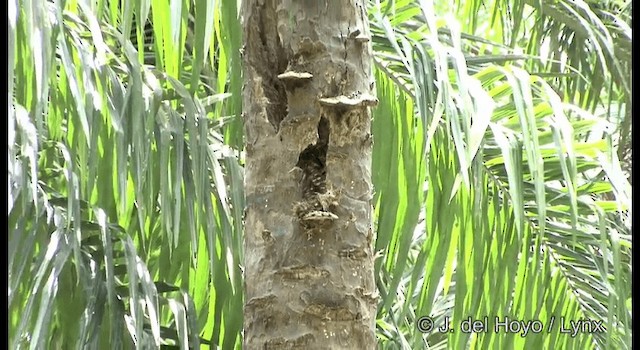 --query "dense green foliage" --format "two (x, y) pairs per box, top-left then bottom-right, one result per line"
(9, 0), (631, 349)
